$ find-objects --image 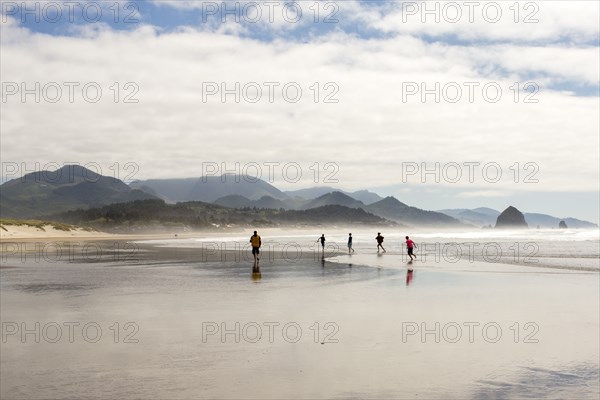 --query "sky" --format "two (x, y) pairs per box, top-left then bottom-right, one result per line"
(1, 0), (599, 222)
